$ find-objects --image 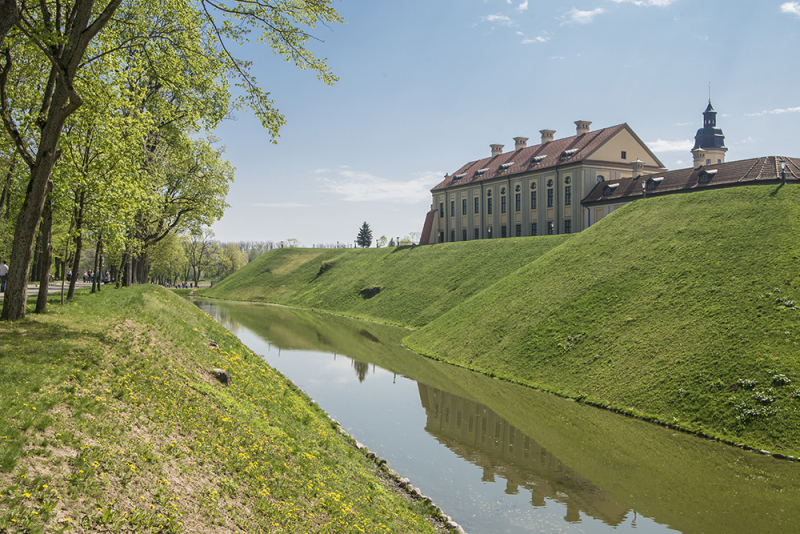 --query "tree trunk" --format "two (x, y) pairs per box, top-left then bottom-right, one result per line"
(35, 187), (54, 313)
(0, 154), (15, 219)
(67, 191), (85, 300)
(96, 240), (103, 293)
(2, 82), (73, 320)
(92, 239), (103, 293)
